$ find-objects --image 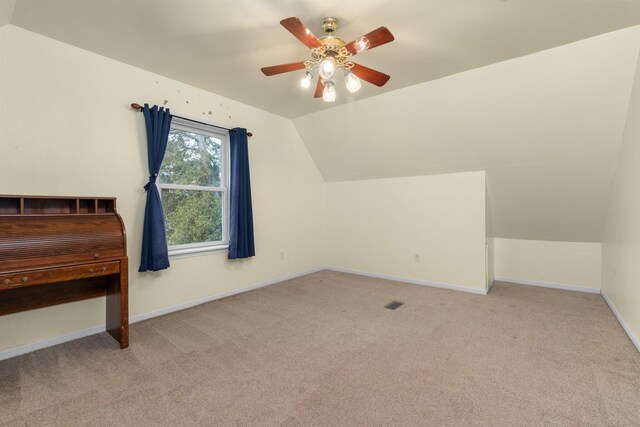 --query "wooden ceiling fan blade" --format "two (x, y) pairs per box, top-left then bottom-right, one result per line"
(351, 63), (391, 87)
(314, 77), (324, 98)
(345, 26), (394, 55)
(261, 62), (306, 76)
(280, 17), (323, 49)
